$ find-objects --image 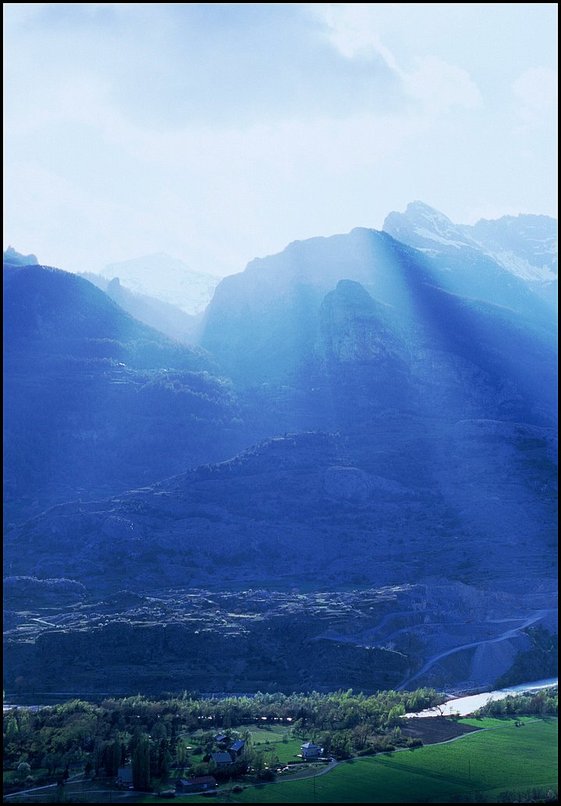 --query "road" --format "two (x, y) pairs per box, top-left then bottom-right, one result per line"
(397, 608), (553, 690)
